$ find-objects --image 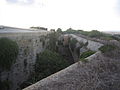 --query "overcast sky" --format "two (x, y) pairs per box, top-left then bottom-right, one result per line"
(0, 0), (120, 31)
